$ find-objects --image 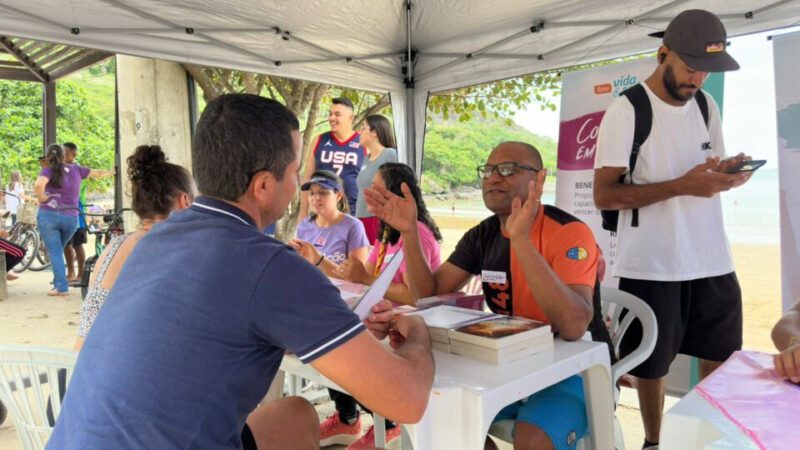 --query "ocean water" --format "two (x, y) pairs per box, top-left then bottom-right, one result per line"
(721, 167), (779, 246)
(426, 168), (780, 246)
